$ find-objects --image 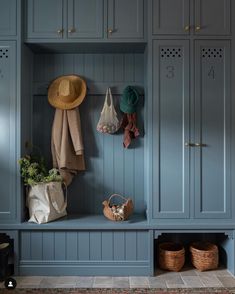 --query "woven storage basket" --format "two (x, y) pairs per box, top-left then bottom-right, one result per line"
(158, 242), (185, 272)
(190, 242), (218, 271)
(102, 194), (134, 221)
